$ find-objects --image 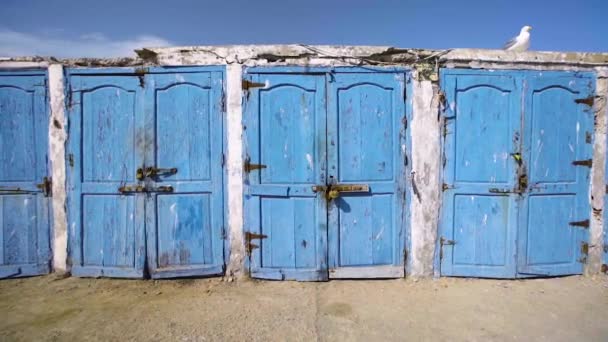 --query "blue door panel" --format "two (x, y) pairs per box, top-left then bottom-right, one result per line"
(68, 75), (146, 278)
(0, 73), (50, 279)
(244, 73), (328, 281)
(244, 70), (408, 281)
(441, 70), (594, 278)
(68, 69), (225, 279)
(328, 73), (406, 278)
(517, 72), (594, 276)
(440, 71), (519, 278)
(145, 71), (224, 278)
